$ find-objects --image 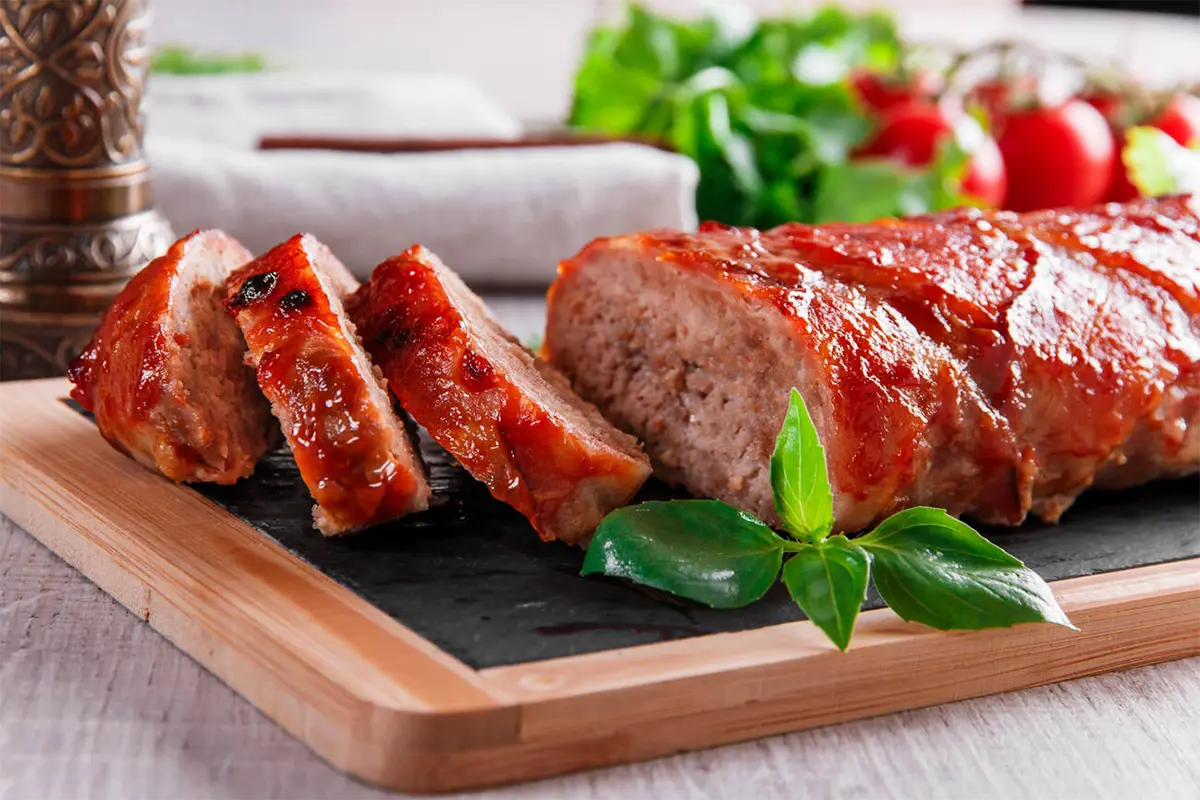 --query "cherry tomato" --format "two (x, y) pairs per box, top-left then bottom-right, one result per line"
(959, 125), (1007, 206)
(1107, 93), (1200, 200)
(1105, 131), (1140, 202)
(856, 102), (1007, 207)
(968, 74), (1038, 129)
(1148, 93), (1200, 148)
(1079, 90), (1124, 123)
(852, 69), (940, 116)
(997, 99), (1115, 211)
(1078, 73), (1139, 126)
